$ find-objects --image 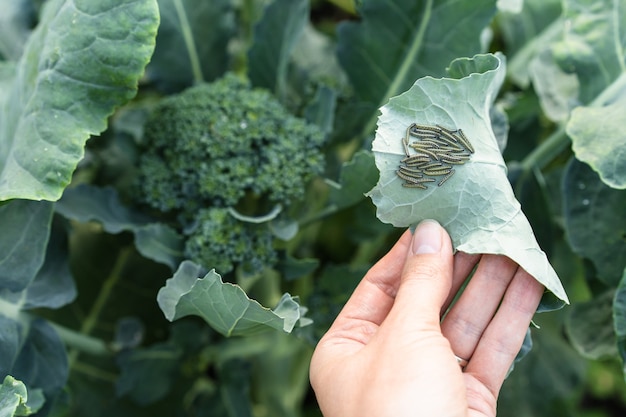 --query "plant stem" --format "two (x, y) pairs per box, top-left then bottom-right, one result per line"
(68, 247), (133, 366)
(49, 321), (110, 356)
(173, 0), (204, 84)
(519, 125), (569, 172)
